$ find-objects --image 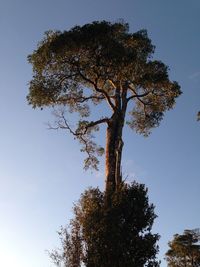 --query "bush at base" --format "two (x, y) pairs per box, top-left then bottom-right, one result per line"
(50, 182), (160, 267)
